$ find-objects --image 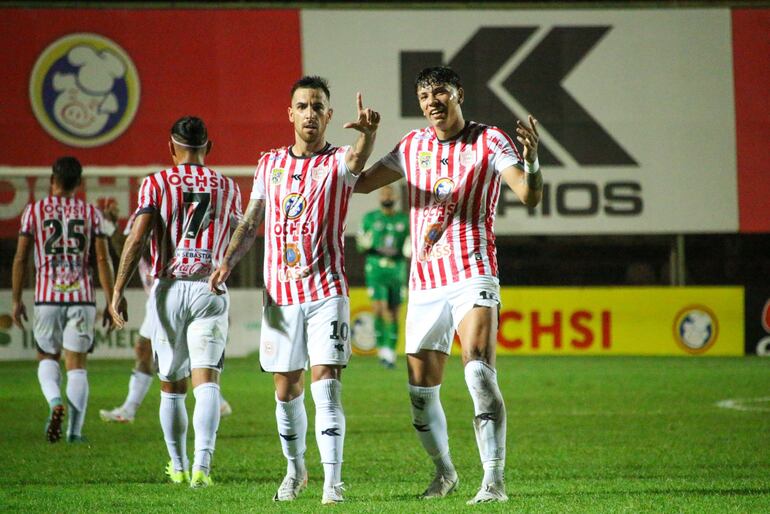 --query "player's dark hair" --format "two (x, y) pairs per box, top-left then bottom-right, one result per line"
(170, 116), (208, 148)
(52, 156), (82, 191)
(415, 66), (463, 92)
(291, 75), (331, 101)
